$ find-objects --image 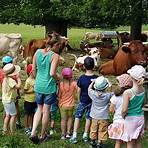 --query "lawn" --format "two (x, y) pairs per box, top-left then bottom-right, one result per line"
(0, 23), (148, 148)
